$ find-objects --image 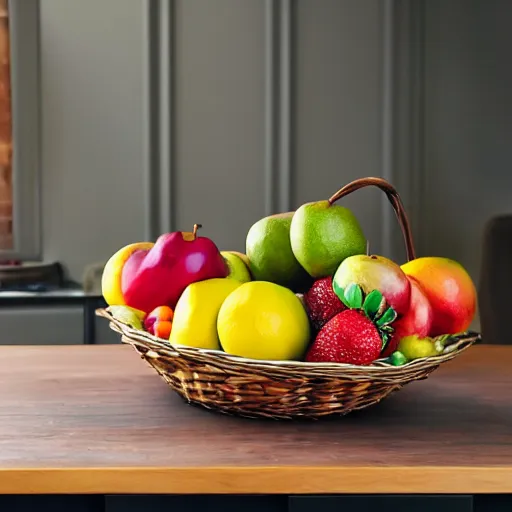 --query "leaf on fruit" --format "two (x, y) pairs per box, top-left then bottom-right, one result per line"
(376, 307), (397, 327)
(344, 283), (363, 309)
(381, 333), (390, 350)
(332, 281), (350, 307)
(380, 325), (394, 334)
(388, 351), (408, 366)
(363, 289), (384, 319)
